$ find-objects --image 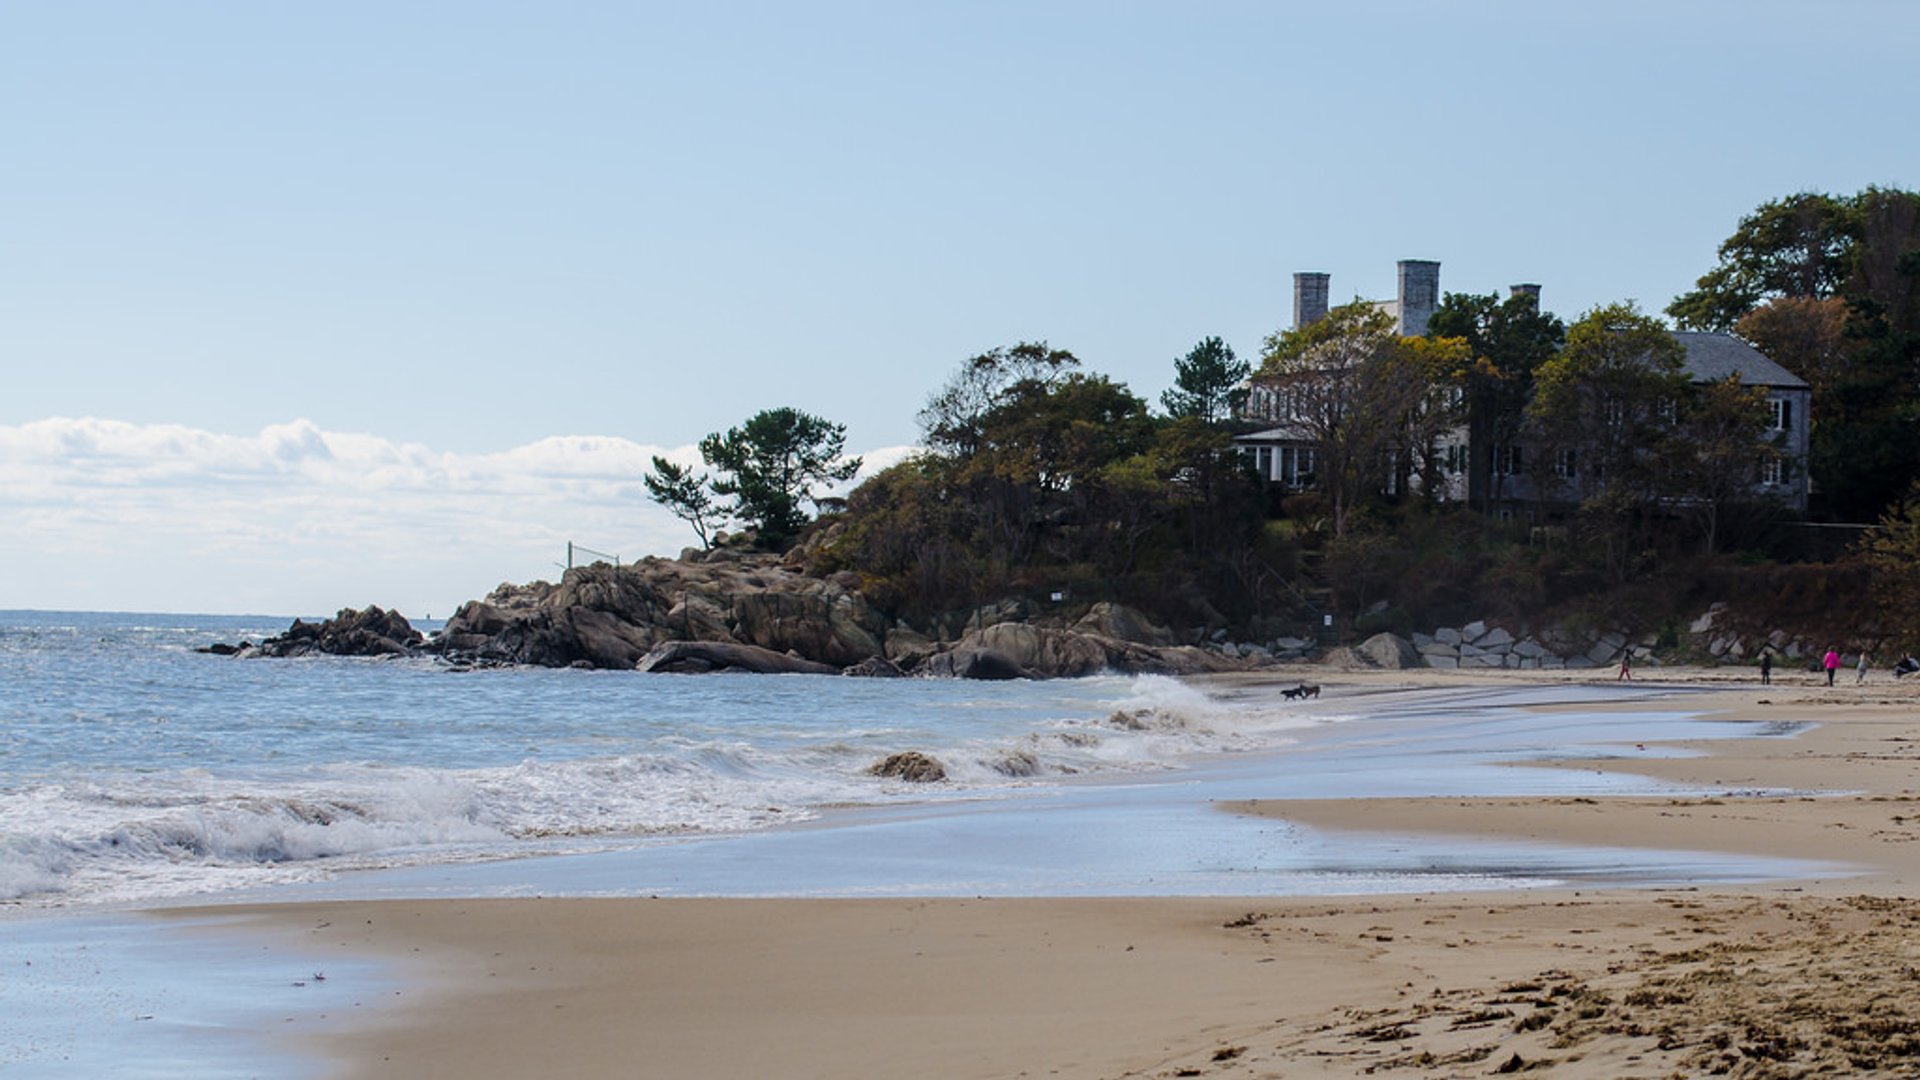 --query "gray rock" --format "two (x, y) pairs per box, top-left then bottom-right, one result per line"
(1071, 602), (1174, 647)
(1356, 632), (1421, 670)
(1478, 627), (1515, 649)
(918, 647), (1032, 680)
(1461, 620), (1487, 642)
(884, 626), (937, 666)
(1436, 627), (1463, 646)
